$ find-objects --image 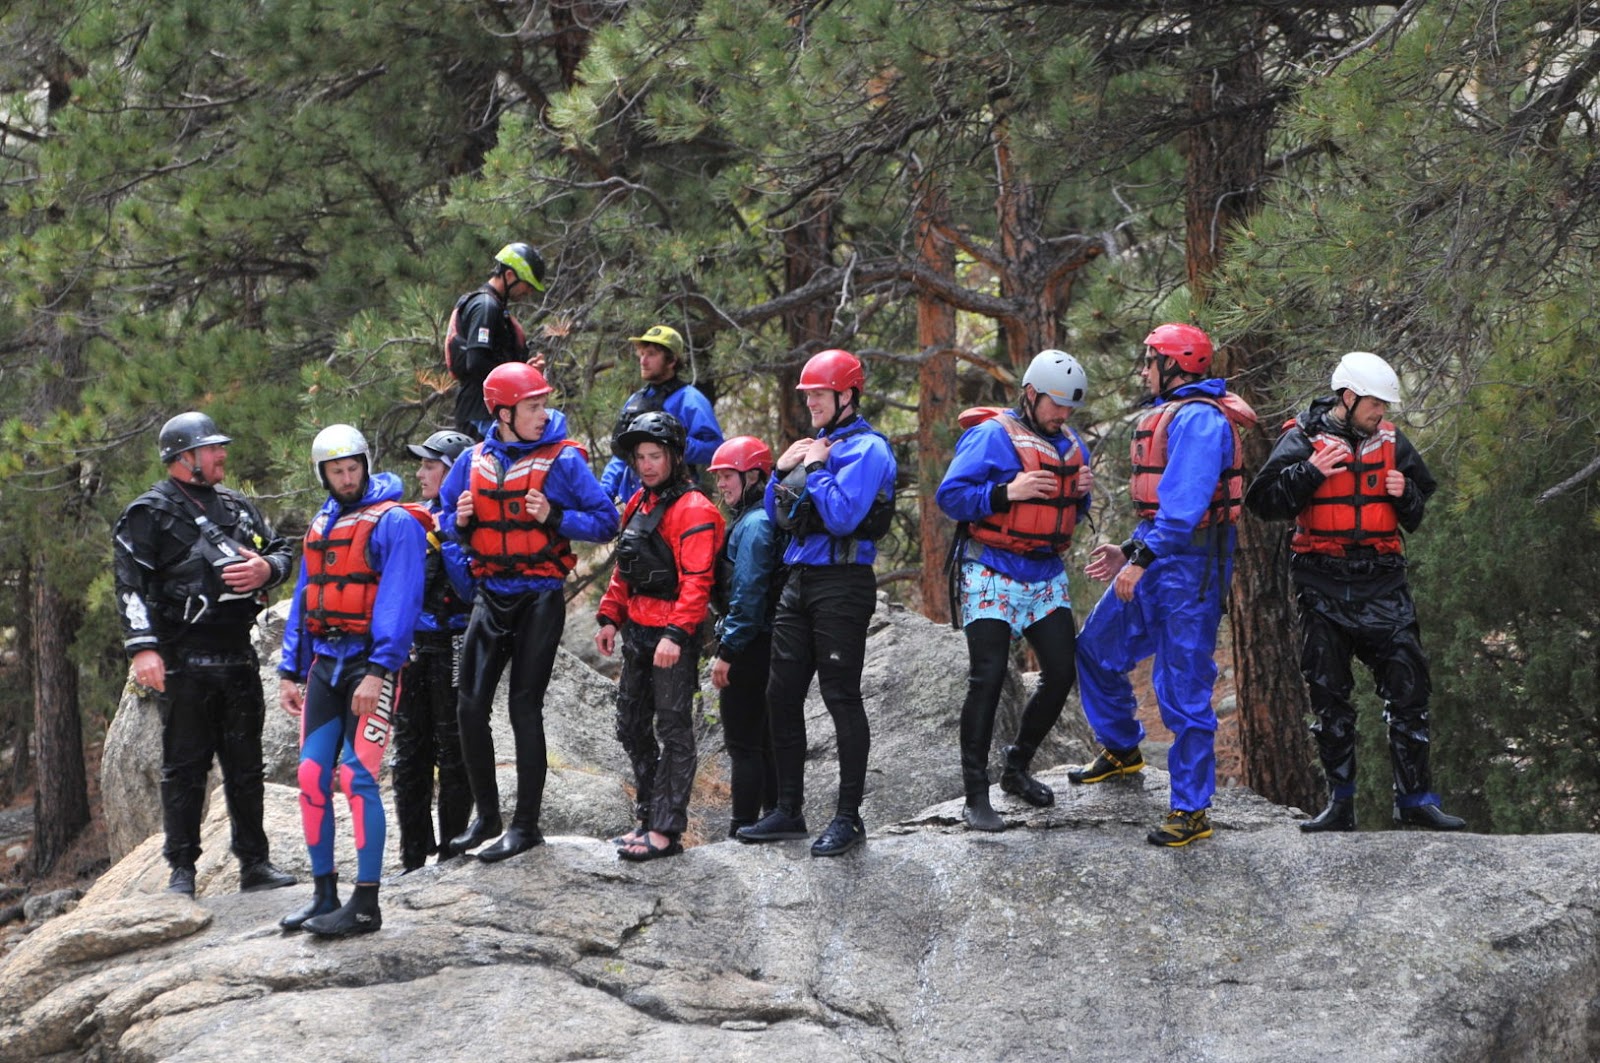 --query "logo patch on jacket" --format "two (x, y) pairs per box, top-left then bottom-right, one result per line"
(1366, 473), (1379, 488)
